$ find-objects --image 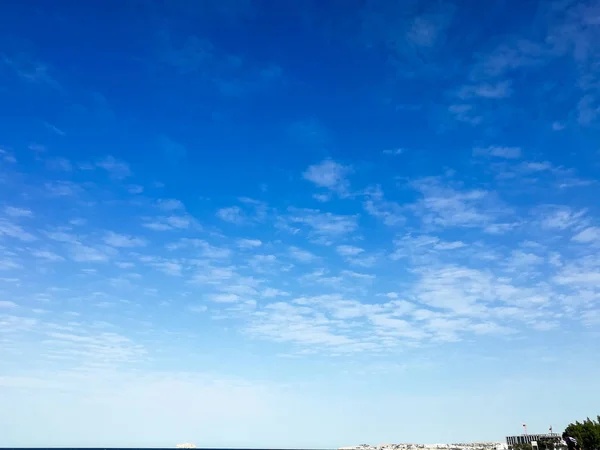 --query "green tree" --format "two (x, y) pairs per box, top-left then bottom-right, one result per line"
(513, 444), (533, 450)
(565, 416), (600, 450)
(537, 436), (558, 450)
